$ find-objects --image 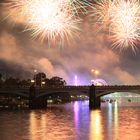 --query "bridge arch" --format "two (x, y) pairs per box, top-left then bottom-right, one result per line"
(37, 91), (70, 98)
(36, 88), (89, 98)
(0, 91), (29, 98)
(96, 90), (140, 97)
(41, 91), (70, 96)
